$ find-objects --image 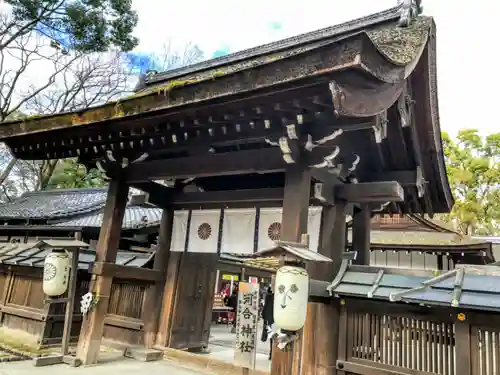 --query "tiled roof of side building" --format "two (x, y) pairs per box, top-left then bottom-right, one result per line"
(329, 264), (500, 313)
(0, 187), (163, 230)
(0, 241), (154, 269)
(0, 188), (108, 220)
(52, 205), (163, 229)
